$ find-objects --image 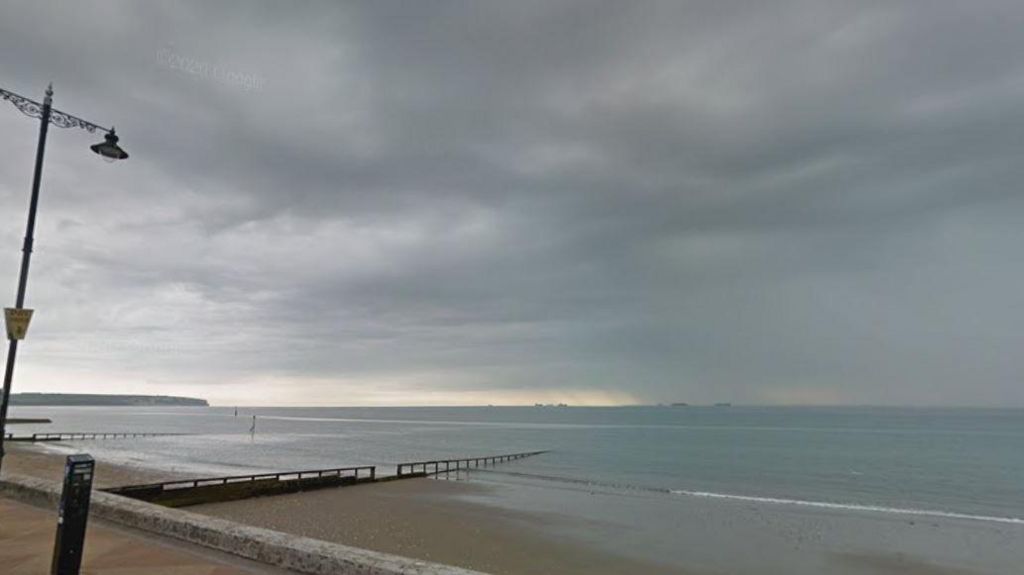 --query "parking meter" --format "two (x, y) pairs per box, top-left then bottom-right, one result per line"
(51, 454), (94, 575)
